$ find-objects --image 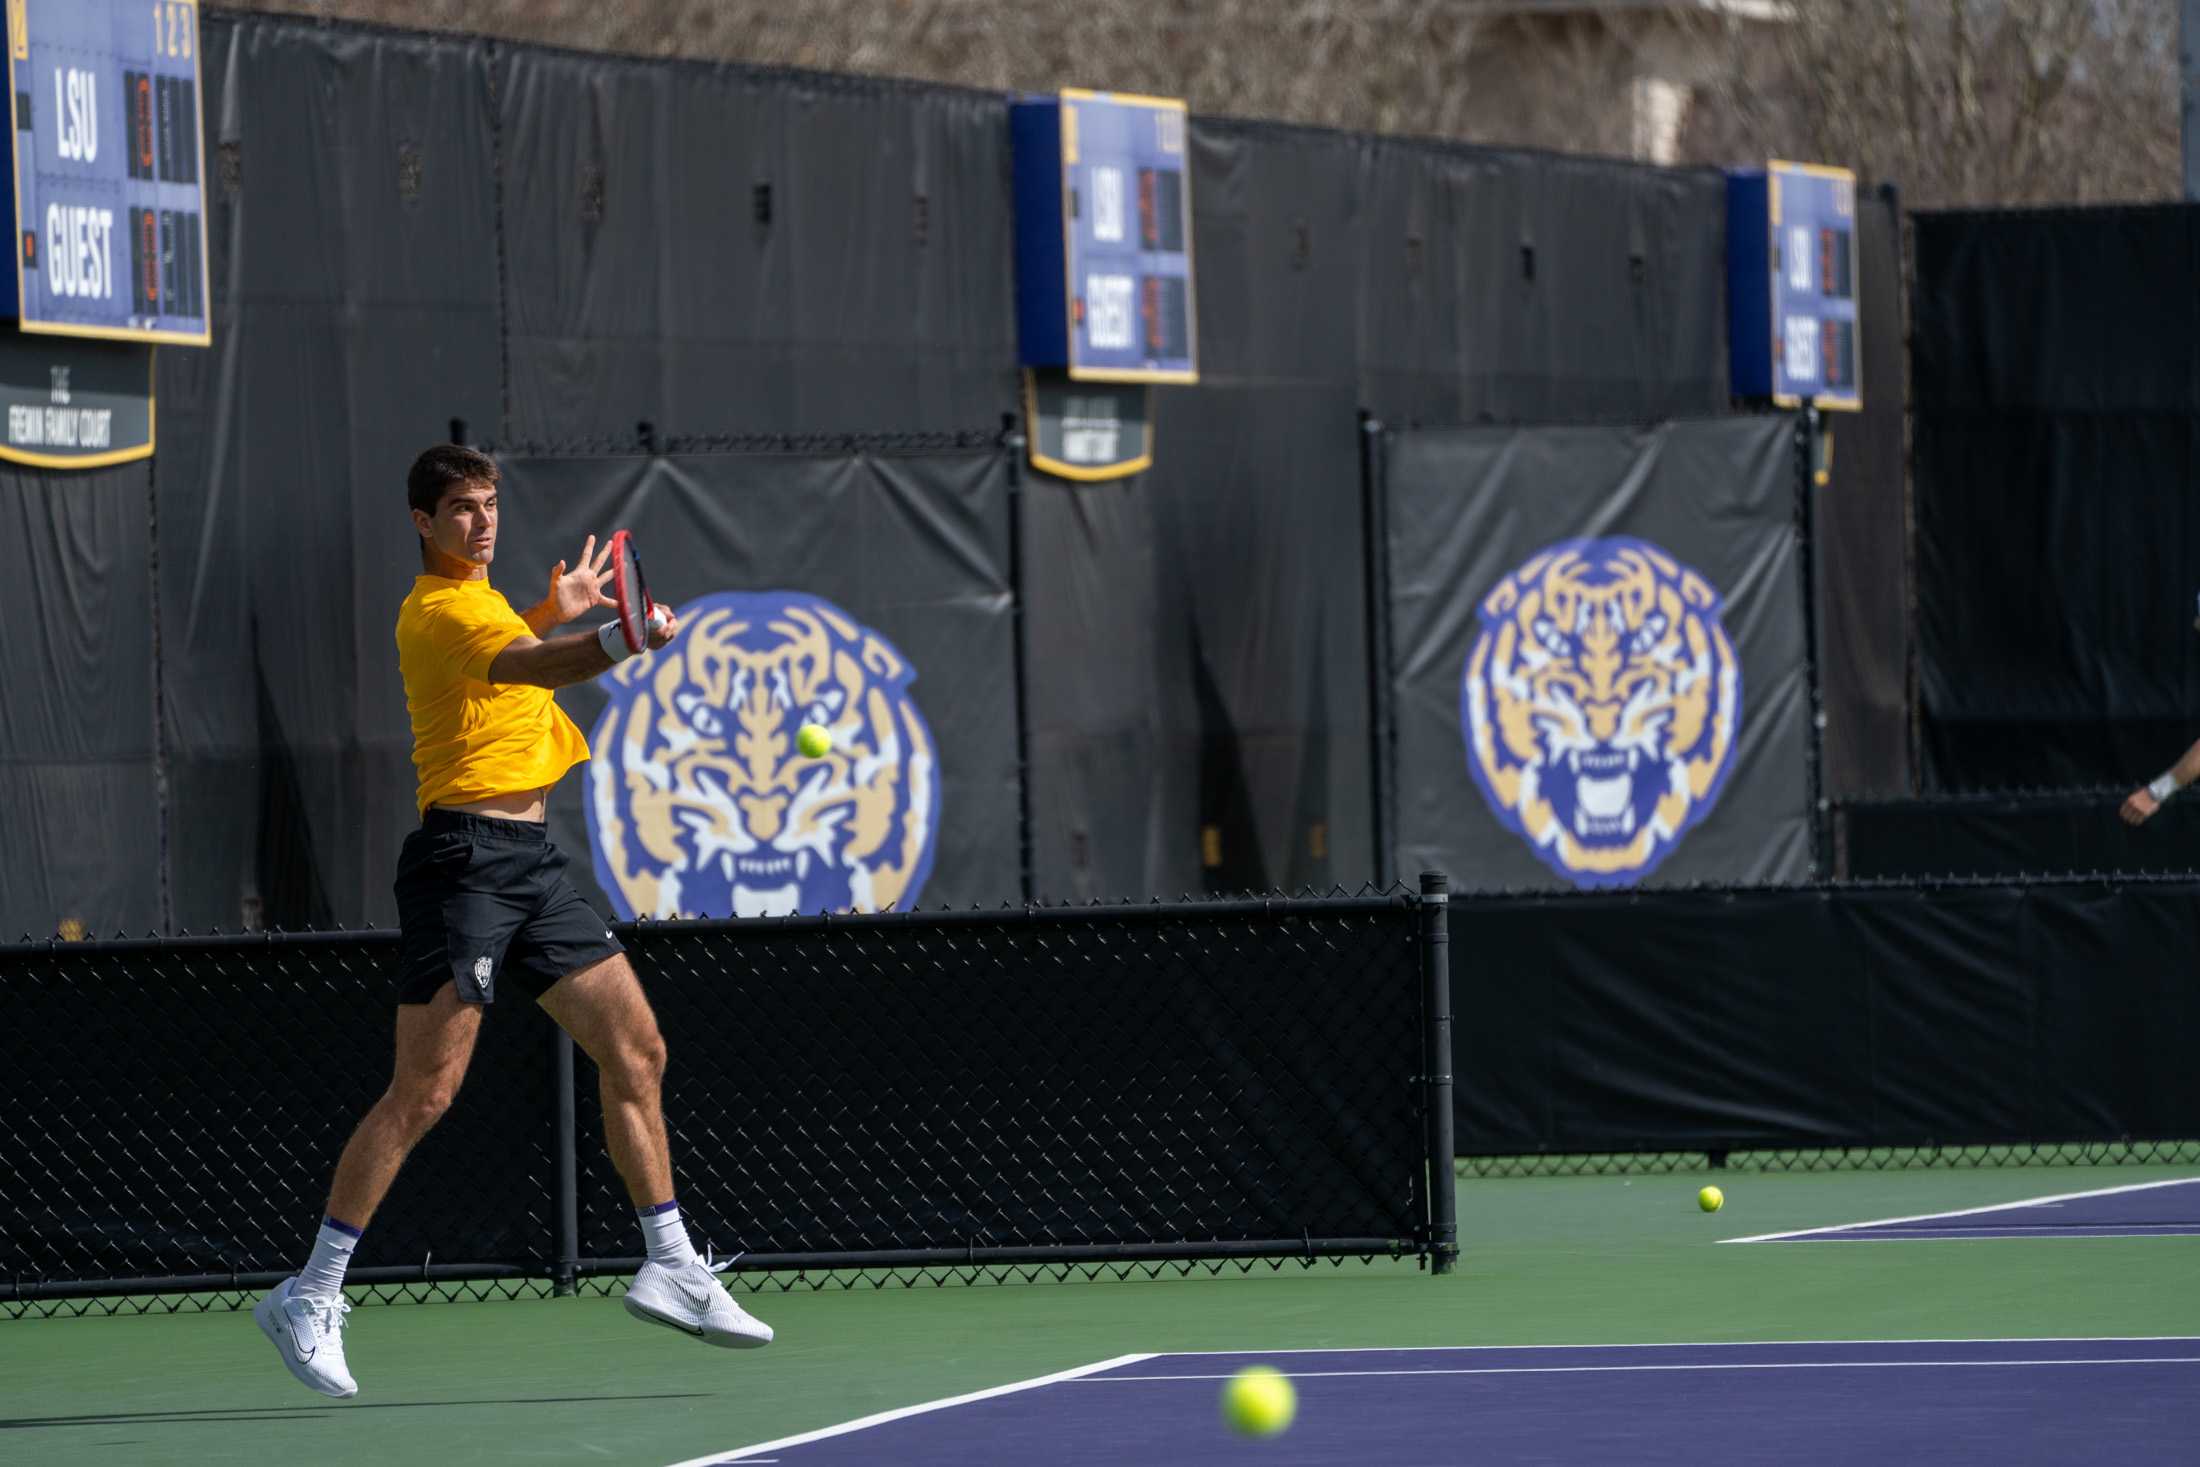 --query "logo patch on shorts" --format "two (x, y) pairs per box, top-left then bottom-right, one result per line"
(471, 954), (493, 998)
